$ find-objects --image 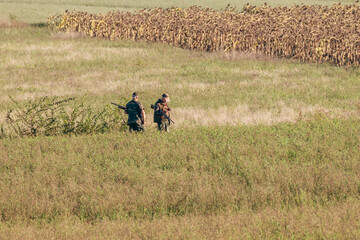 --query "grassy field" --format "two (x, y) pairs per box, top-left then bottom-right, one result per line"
(1, 0), (360, 239)
(1, 27), (359, 127)
(1, 120), (360, 238)
(0, 0), (355, 23)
